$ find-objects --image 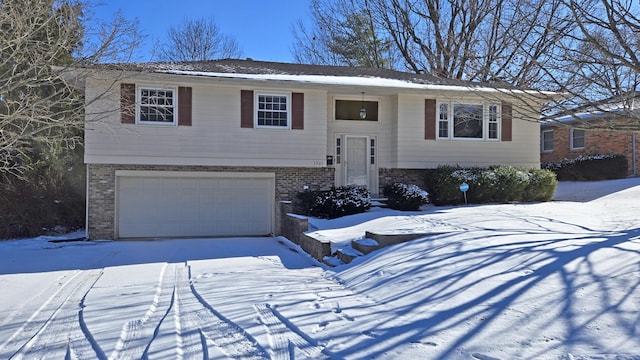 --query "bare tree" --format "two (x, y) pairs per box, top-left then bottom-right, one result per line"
(539, 0), (640, 129)
(367, 0), (574, 87)
(0, 0), (142, 178)
(161, 17), (242, 62)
